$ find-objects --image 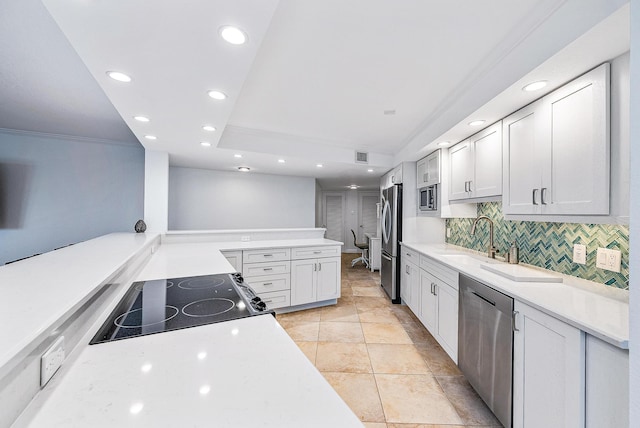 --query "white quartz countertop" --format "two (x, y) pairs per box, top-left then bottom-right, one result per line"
(137, 238), (343, 280)
(401, 242), (629, 349)
(14, 315), (363, 428)
(0, 233), (159, 377)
